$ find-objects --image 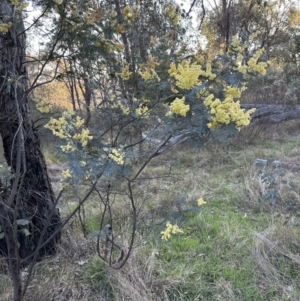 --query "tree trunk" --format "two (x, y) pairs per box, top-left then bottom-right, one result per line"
(0, 1), (61, 268)
(219, 0), (231, 52)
